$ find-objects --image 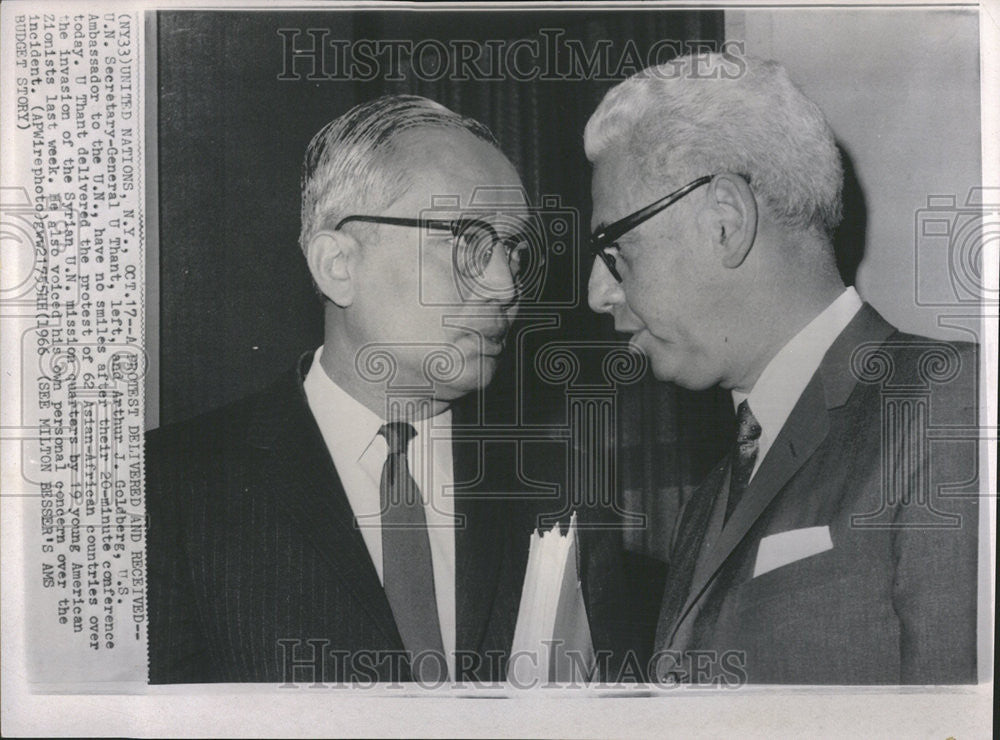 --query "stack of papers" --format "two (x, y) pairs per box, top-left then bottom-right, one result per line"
(509, 513), (596, 686)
